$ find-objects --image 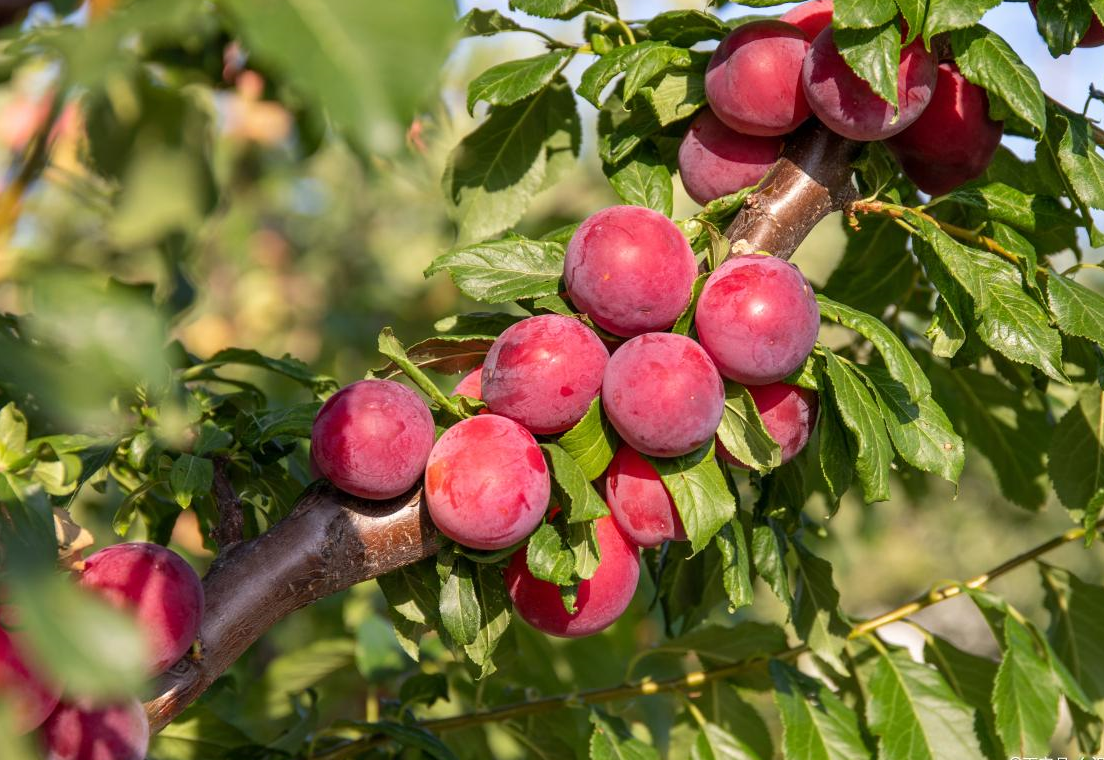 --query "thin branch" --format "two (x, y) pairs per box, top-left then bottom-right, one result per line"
(311, 517), (1104, 758)
(1047, 93), (1104, 148)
